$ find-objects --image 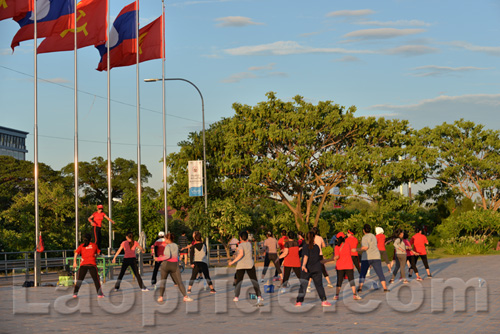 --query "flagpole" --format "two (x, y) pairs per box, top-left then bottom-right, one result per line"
(161, 0), (167, 233)
(34, 0), (41, 287)
(107, 0), (113, 256)
(74, 0), (79, 251)
(136, 0), (143, 274)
